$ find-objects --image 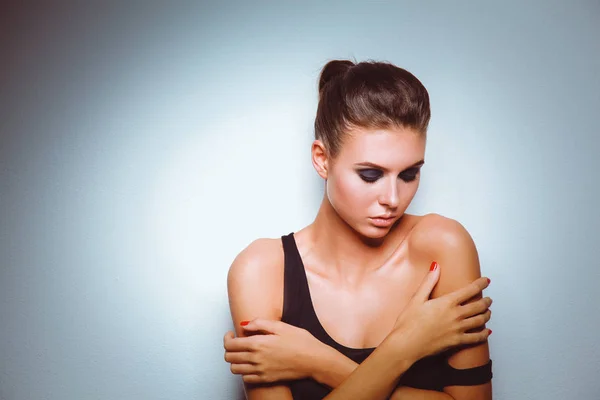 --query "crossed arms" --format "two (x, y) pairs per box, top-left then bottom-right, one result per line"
(226, 215), (493, 399)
